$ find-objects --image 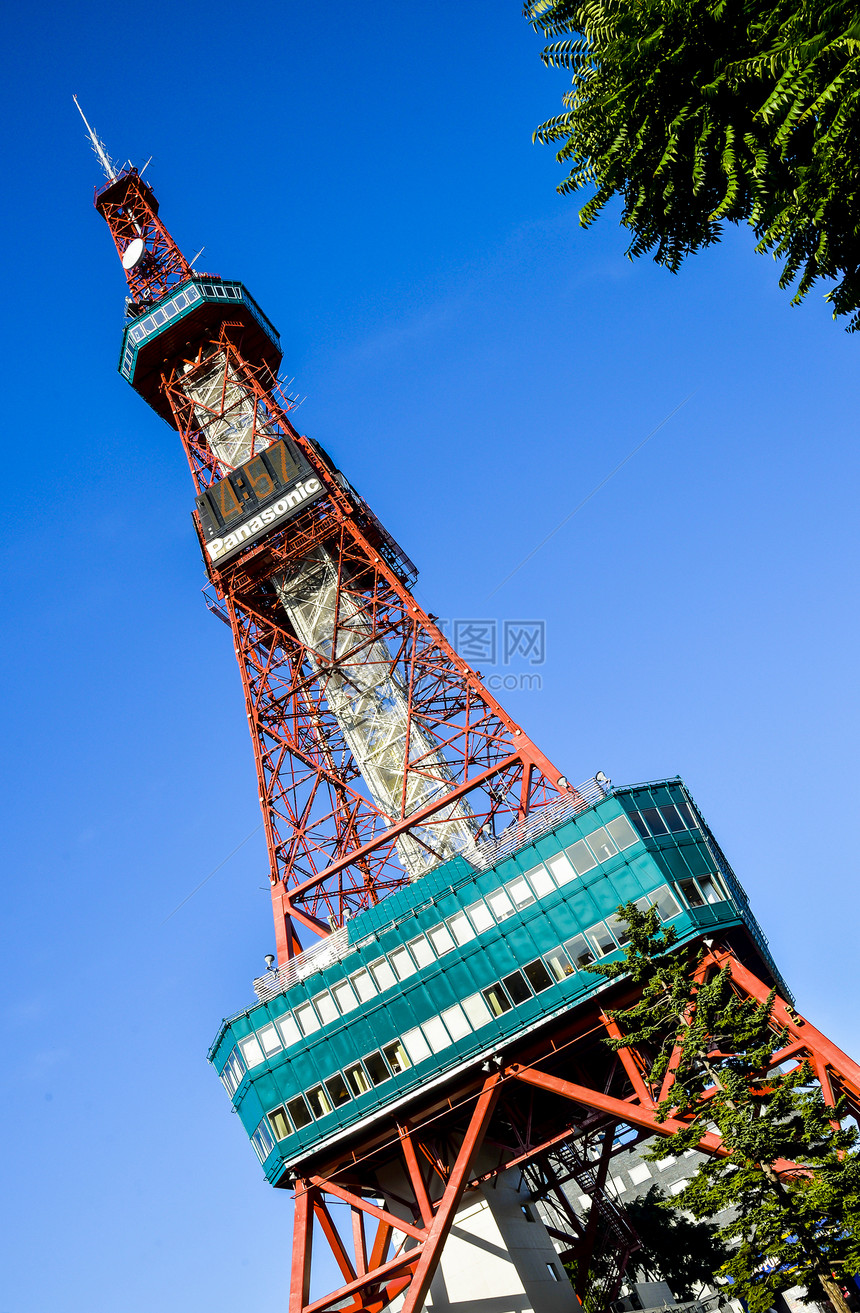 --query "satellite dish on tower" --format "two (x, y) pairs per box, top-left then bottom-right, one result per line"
(122, 237), (146, 270)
